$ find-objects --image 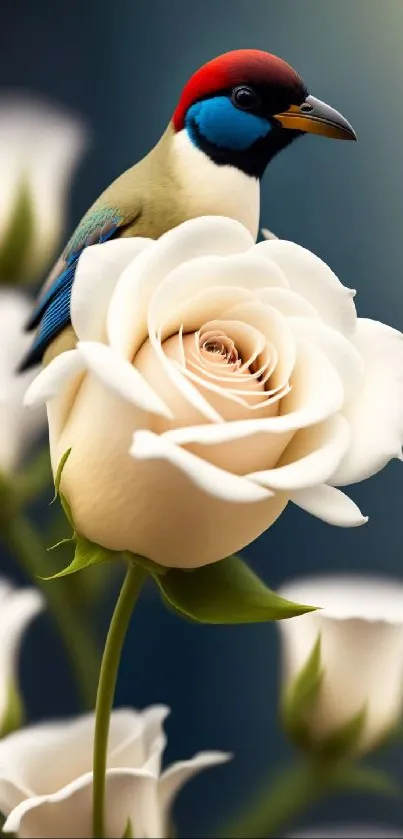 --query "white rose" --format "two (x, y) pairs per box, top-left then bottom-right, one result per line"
(278, 575), (403, 755)
(26, 216), (403, 568)
(0, 706), (229, 838)
(0, 291), (46, 473)
(0, 580), (43, 734)
(0, 98), (86, 283)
